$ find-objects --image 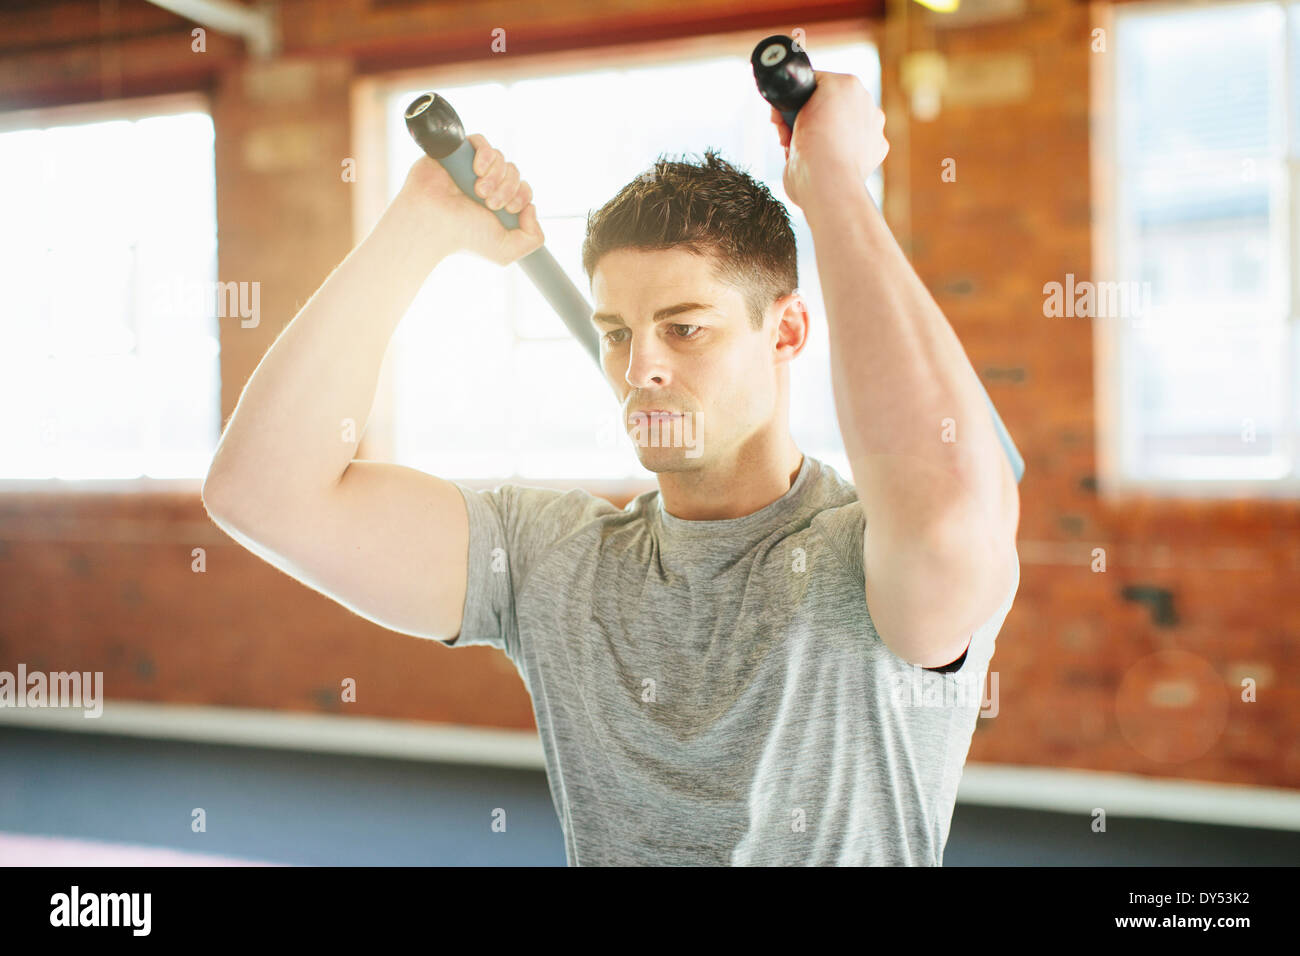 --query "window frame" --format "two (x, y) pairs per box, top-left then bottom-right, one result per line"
(1093, 0), (1300, 500)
